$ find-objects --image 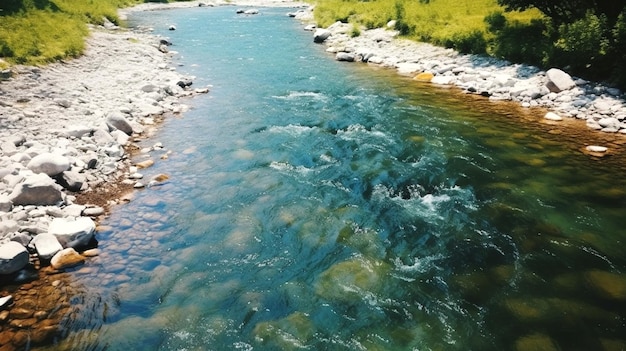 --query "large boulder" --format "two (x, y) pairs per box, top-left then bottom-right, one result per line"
(27, 153), (70, 176)
(106, 112), (134, 135)
(313, 29), (331, 43)
(32, 233), (63, 261)
(0, 241), (29, 275)
(545, 68), (576, 93)
(9, 173), (64, 206)
(48, 217), (96, 249)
